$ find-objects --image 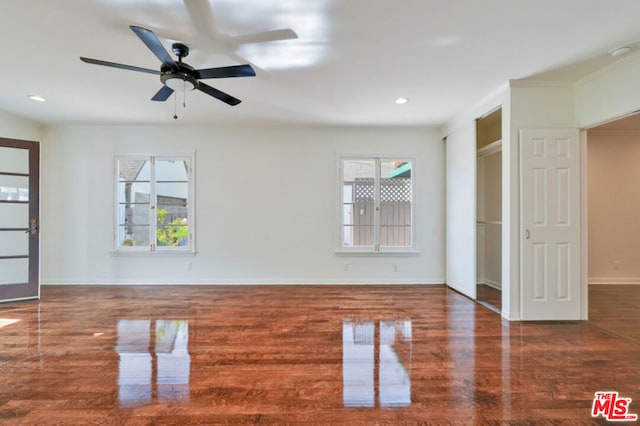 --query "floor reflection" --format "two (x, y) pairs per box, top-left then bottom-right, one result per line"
(379, 320), (412, 407)
(342, 319), (412, 408)
(115, 319), (190, 407)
